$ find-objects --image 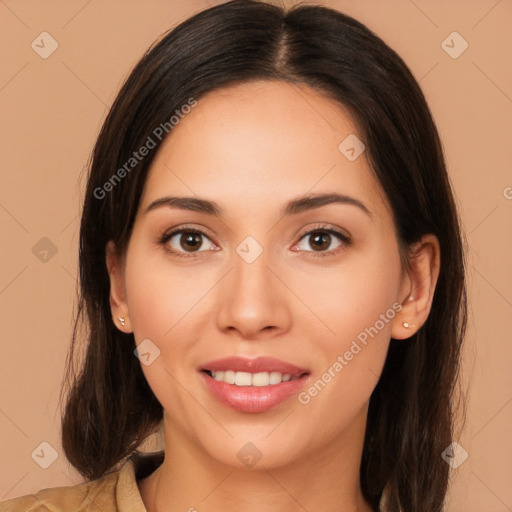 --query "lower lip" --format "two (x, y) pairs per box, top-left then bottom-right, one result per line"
(200, 372), (309, 413)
